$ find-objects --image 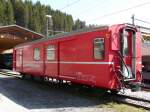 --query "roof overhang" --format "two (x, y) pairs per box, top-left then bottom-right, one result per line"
(0, 25), (44, 39)
(0, 25), (44, 53)
(138, 26), (150, 36)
